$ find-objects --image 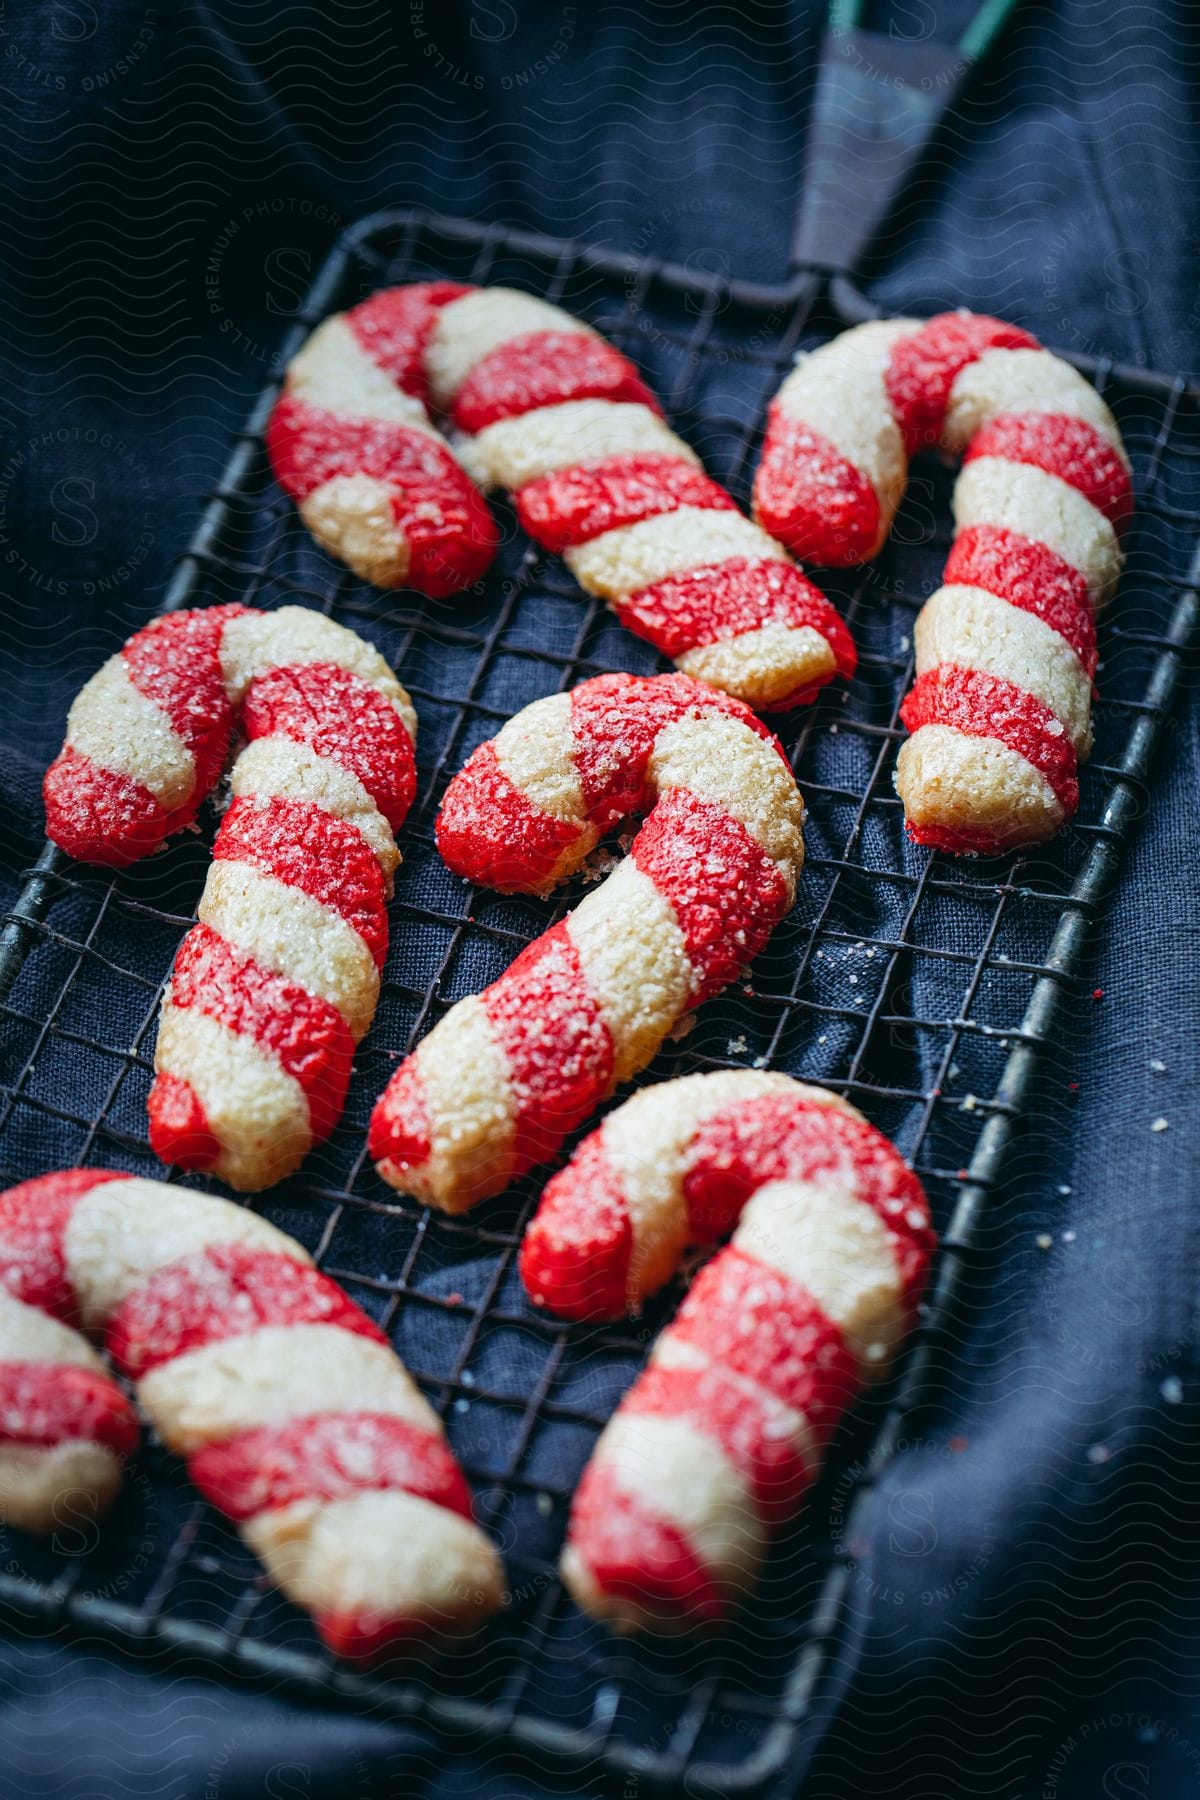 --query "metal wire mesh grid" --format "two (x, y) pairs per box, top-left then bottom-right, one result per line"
(0, 210), (1196, 1796)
